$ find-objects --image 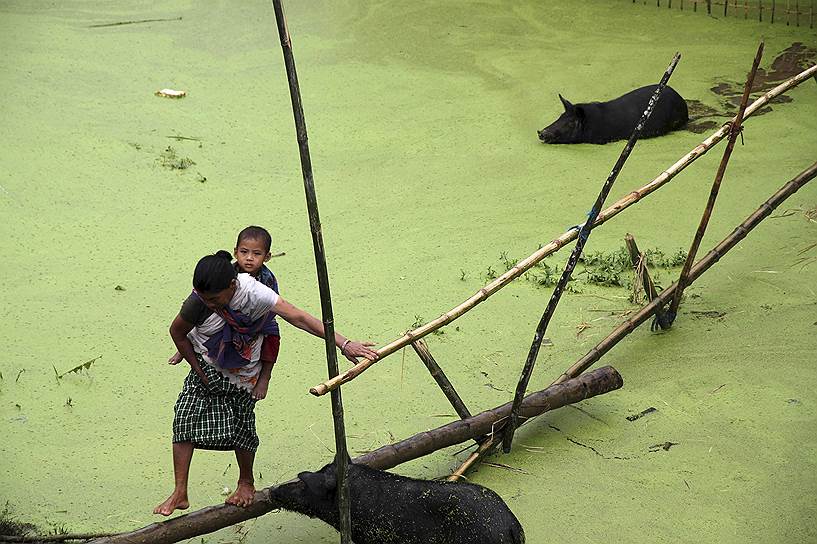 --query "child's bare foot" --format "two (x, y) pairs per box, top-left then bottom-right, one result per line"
(168, 352), (183, 365)
(153, 490), (189, 516)
(225, 480), (255, 507)
(251, 380), (269, 401)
